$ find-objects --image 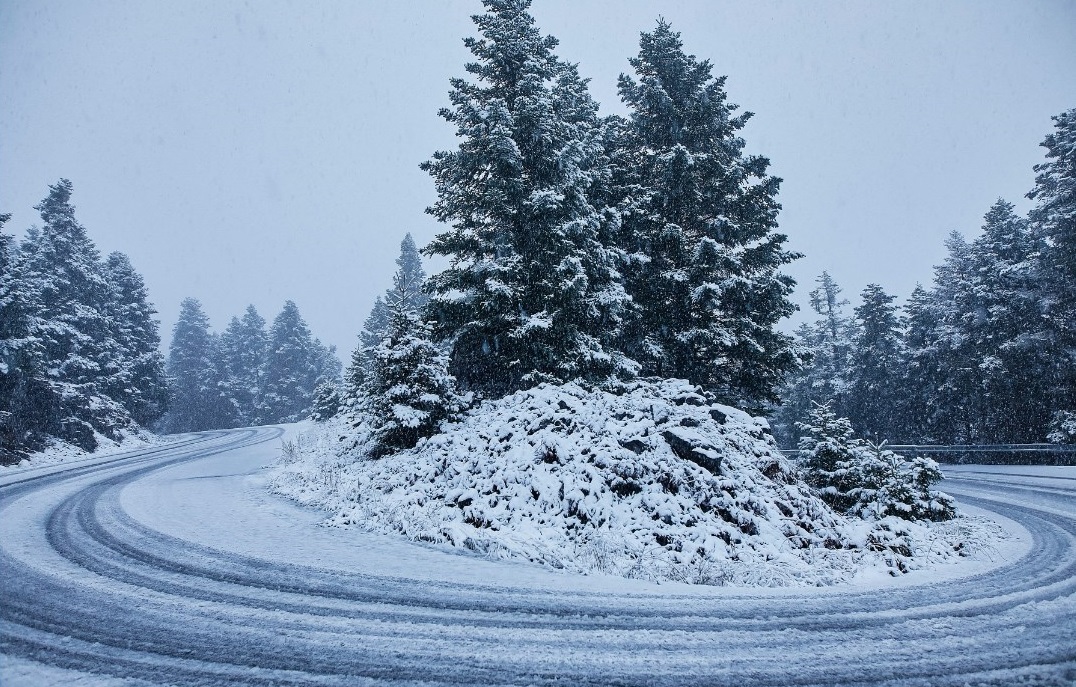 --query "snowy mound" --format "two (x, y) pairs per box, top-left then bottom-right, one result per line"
(272, 380), (974, 586)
